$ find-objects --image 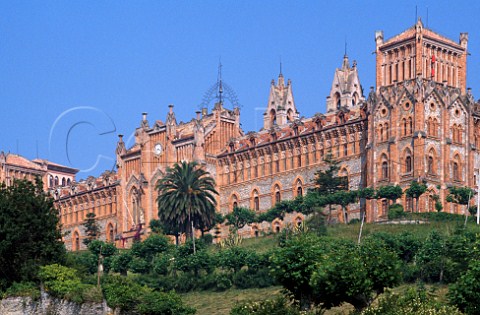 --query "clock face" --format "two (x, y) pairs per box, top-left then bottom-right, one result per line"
(154, 143), (163, 155)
